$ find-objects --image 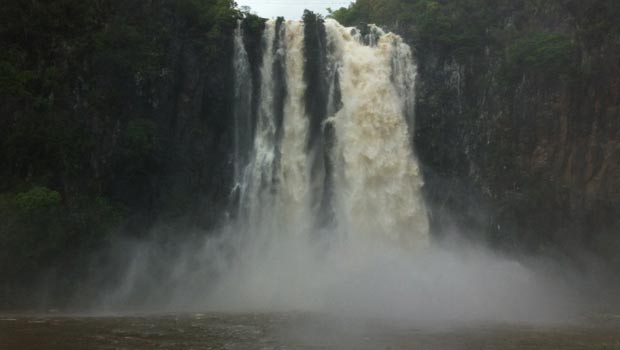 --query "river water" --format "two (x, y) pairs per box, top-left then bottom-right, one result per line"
(2, 313), (620, 350)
